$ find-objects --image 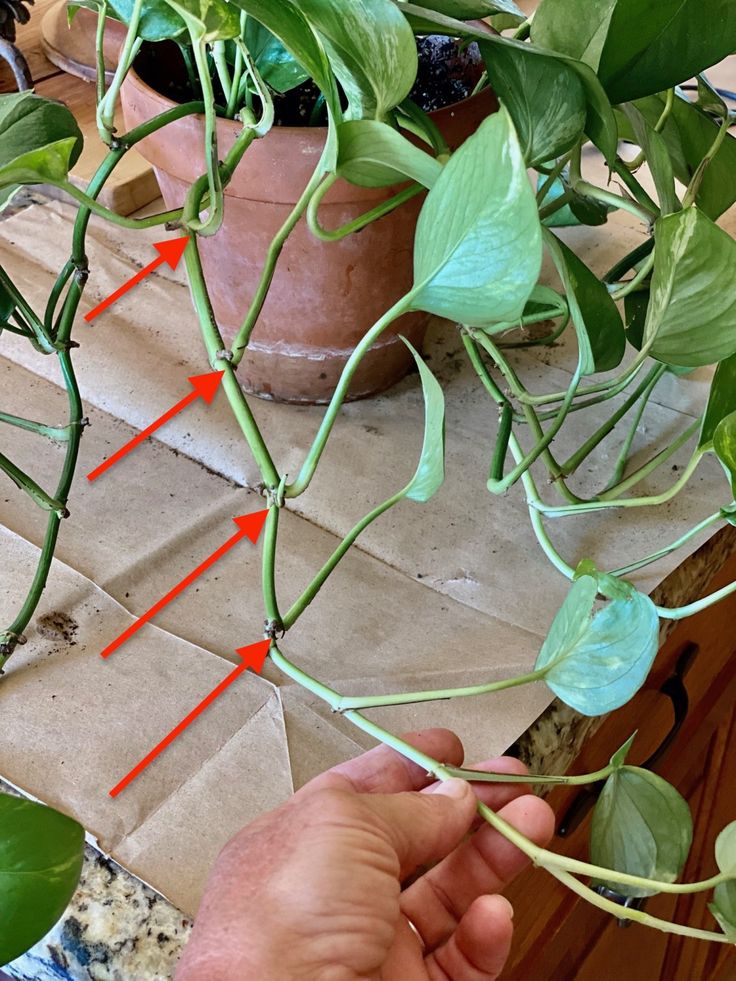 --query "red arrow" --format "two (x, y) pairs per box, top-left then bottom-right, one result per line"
(100, 511), (268, 659)
(84, 237), (189, 323)
(109, 640), (272, 797)
(87, 371), (224, 482)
